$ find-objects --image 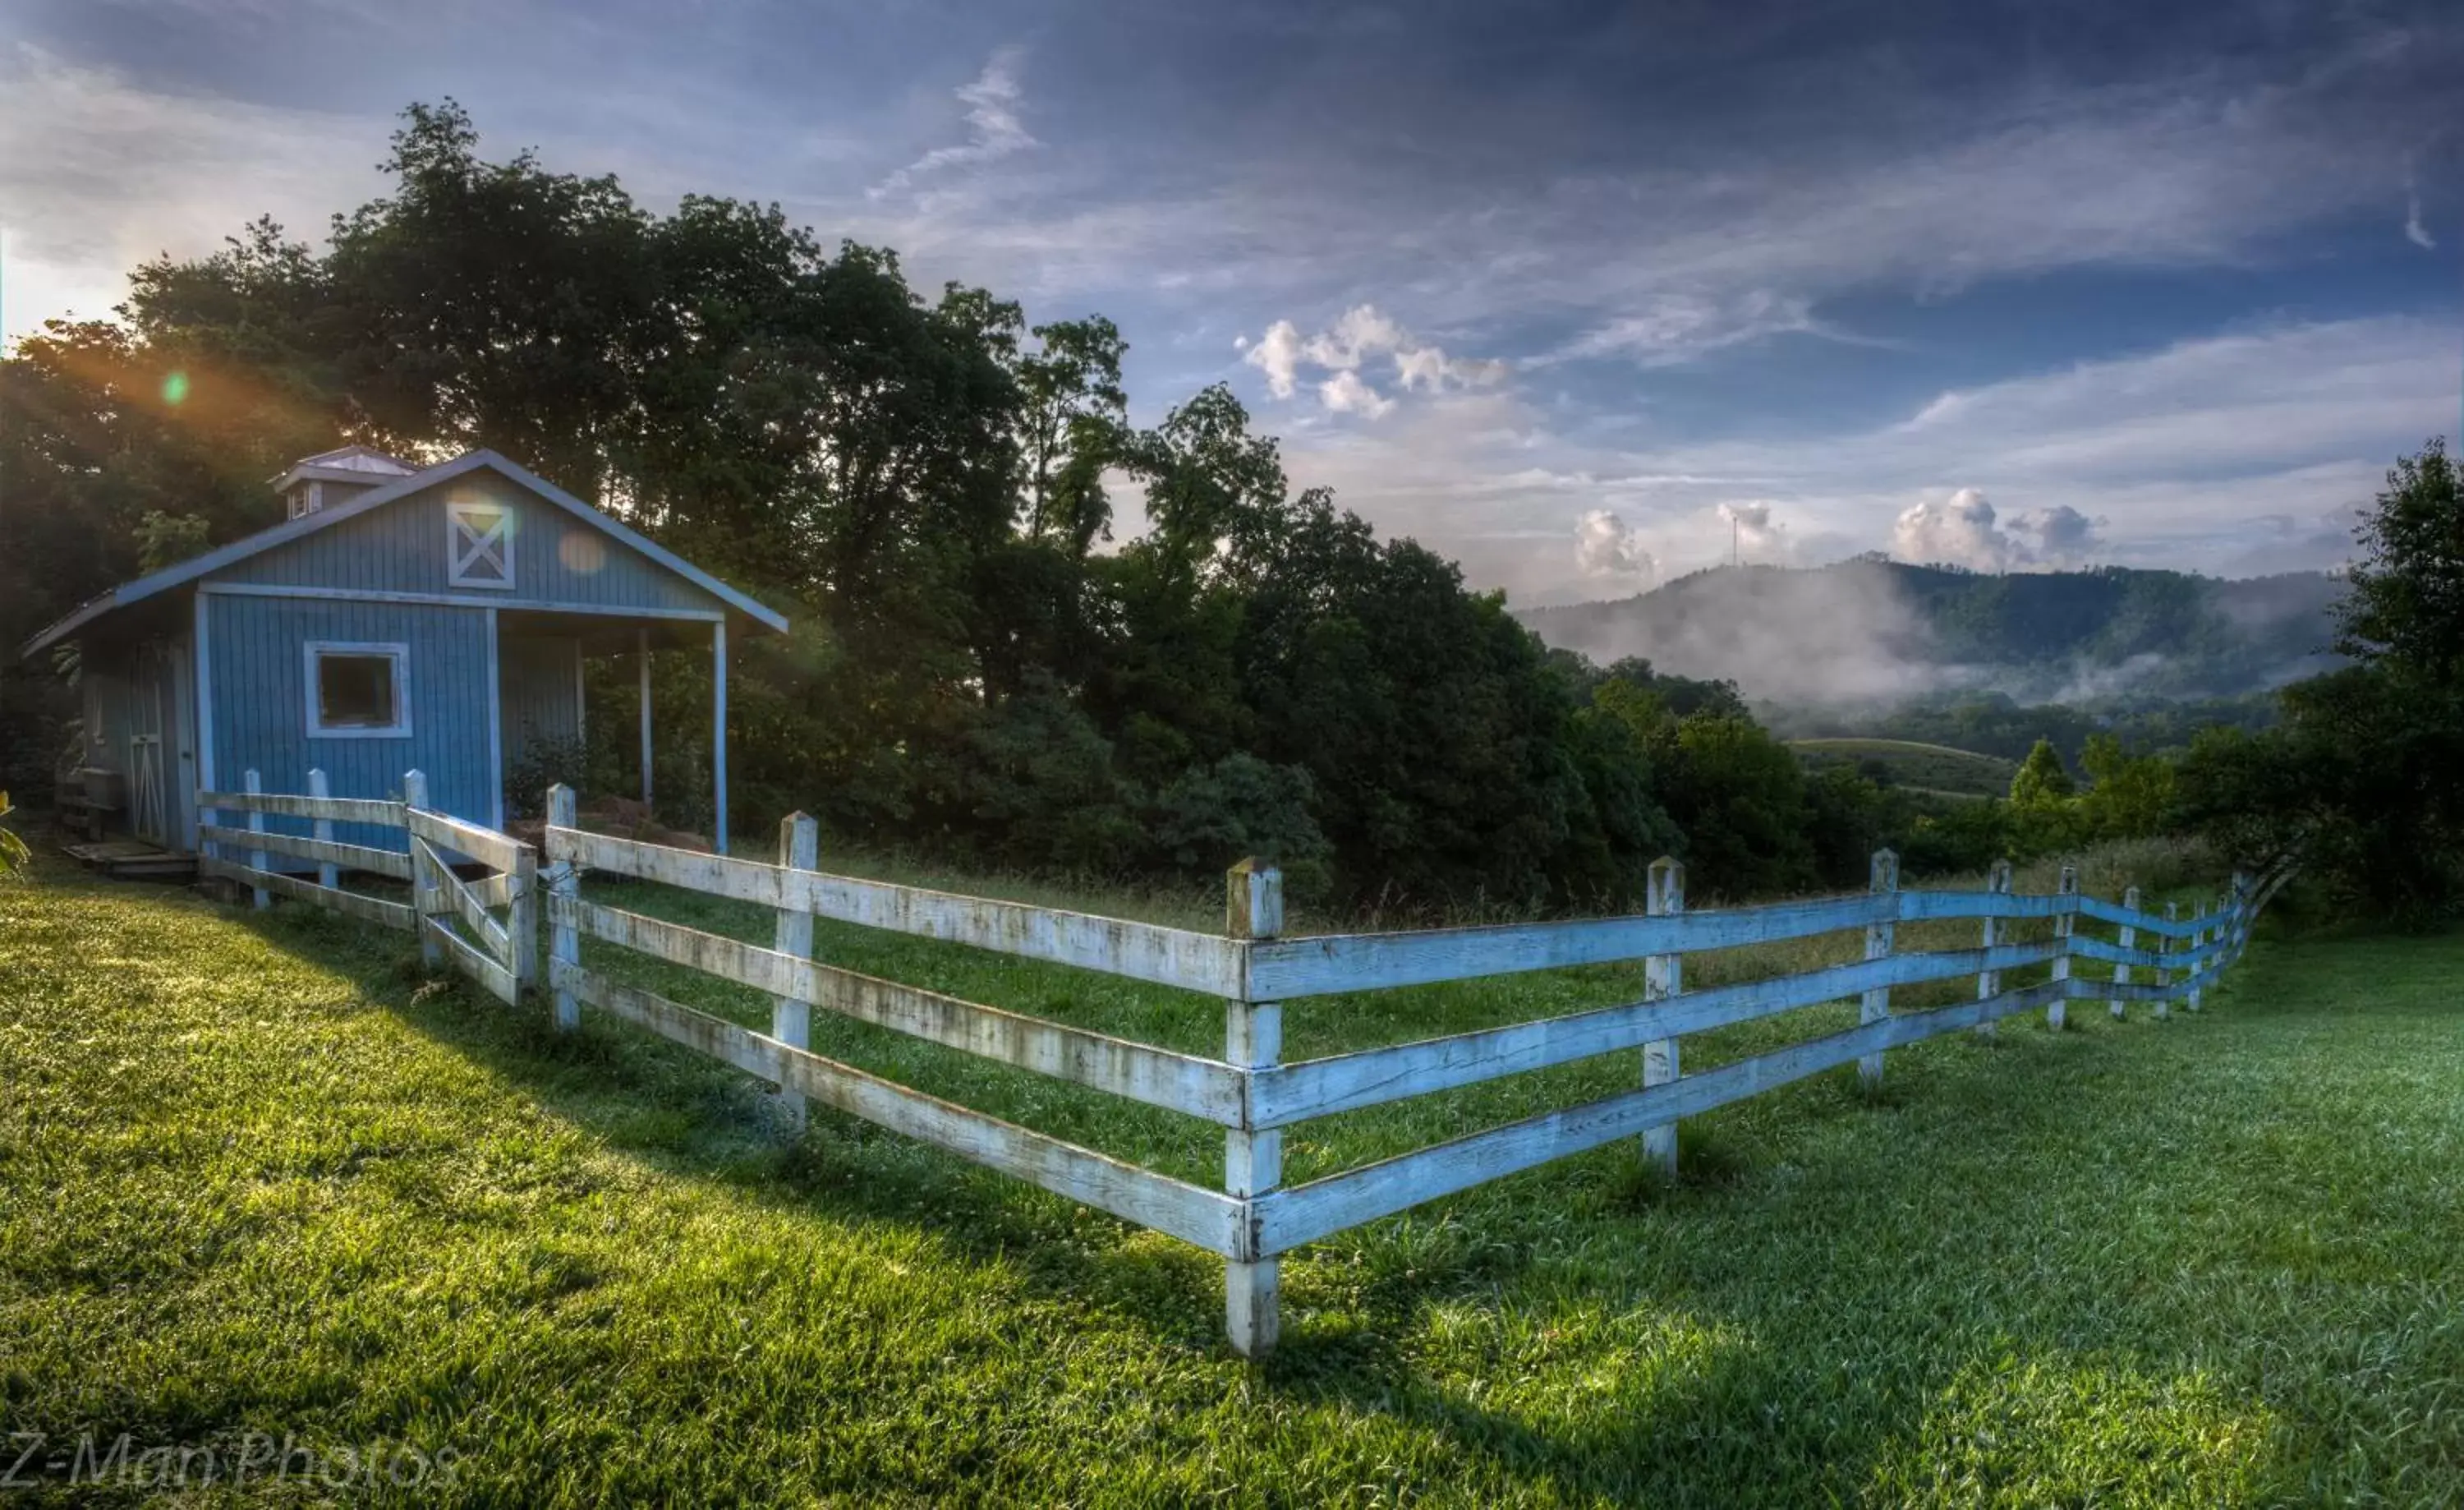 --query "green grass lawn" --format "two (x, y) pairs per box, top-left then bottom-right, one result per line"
(4, 850), (2461, 1506)
(1791, 738), (2020, 799)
